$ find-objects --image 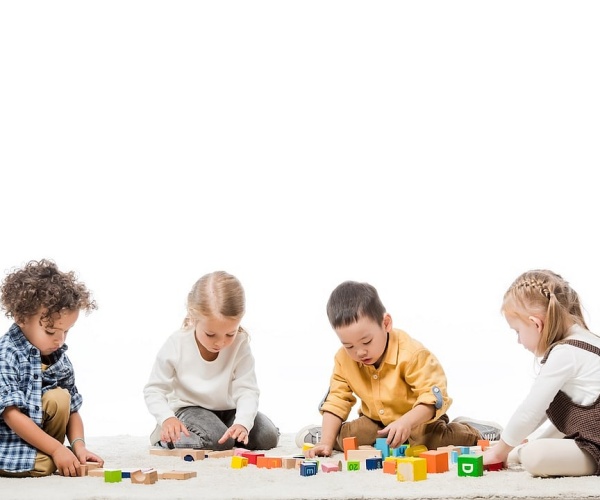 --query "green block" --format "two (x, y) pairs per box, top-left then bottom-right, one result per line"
(347, 460), (360, 471)
(457, 455), (483, 477)
(104, 469), (122, 483)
